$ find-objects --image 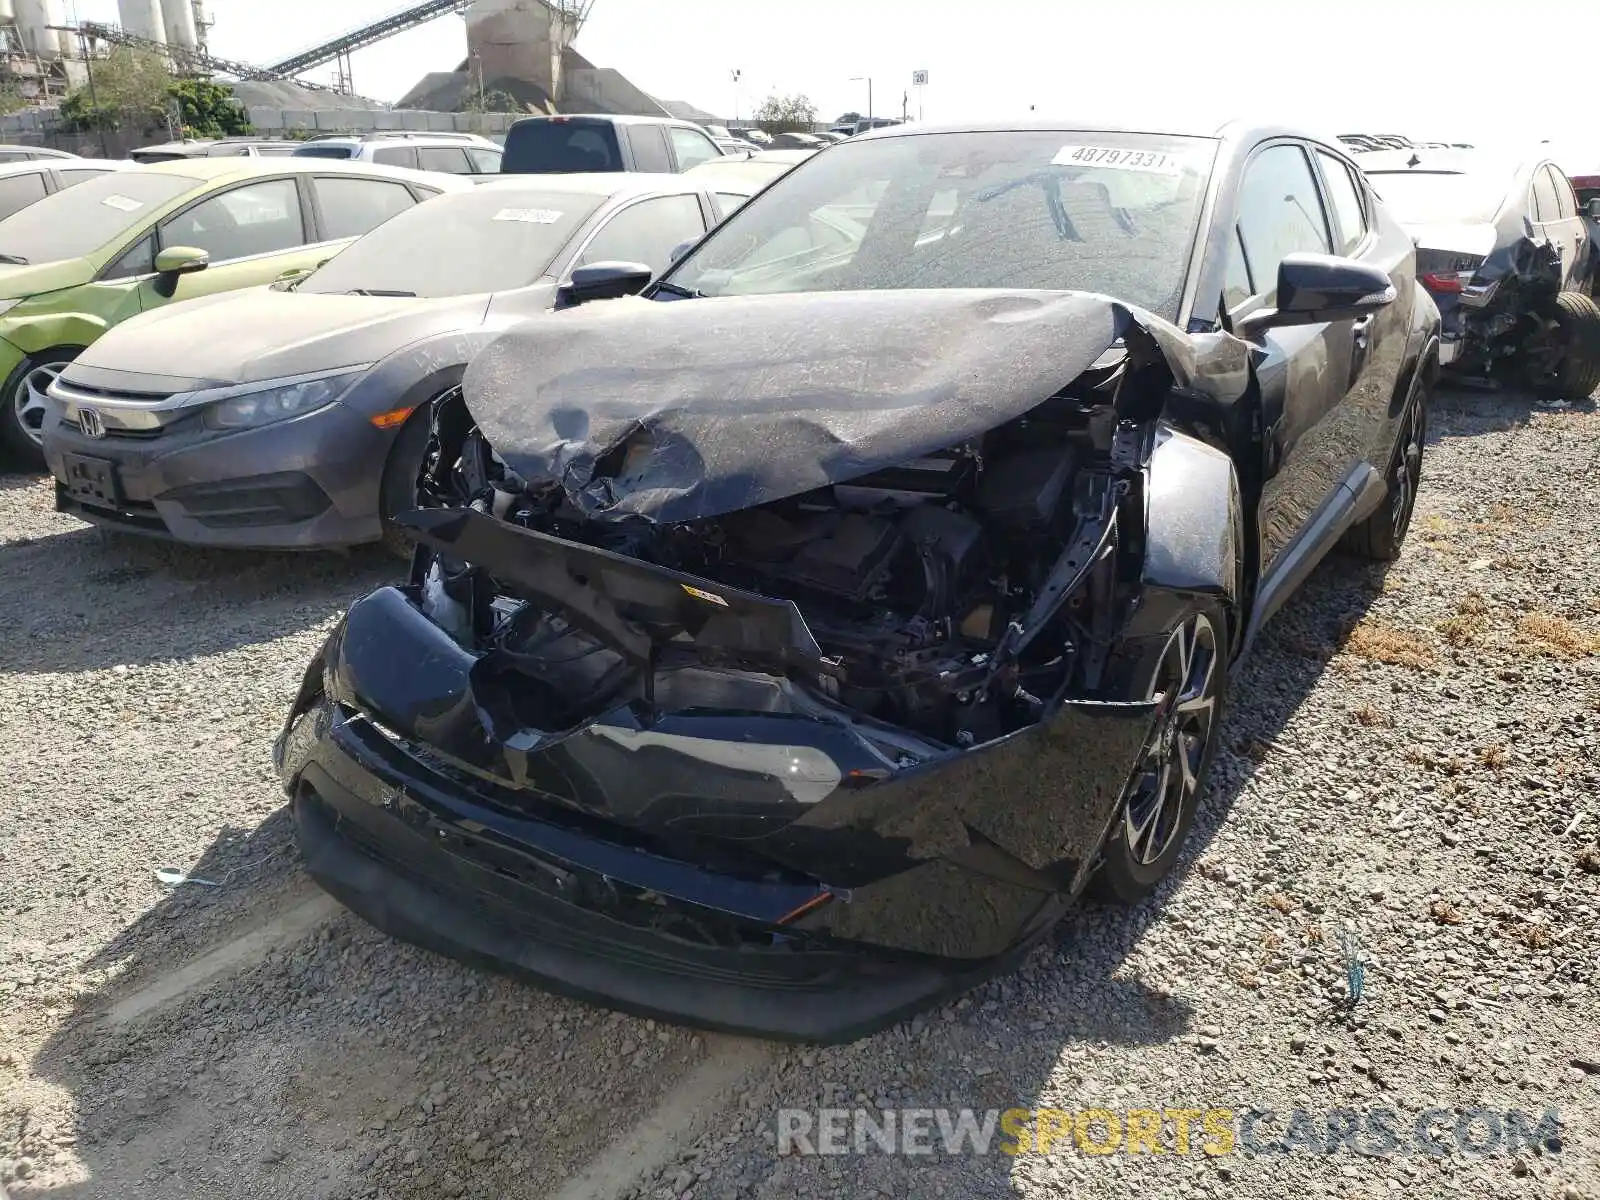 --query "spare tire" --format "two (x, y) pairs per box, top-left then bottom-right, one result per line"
(1535, 291), (1600, 400)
